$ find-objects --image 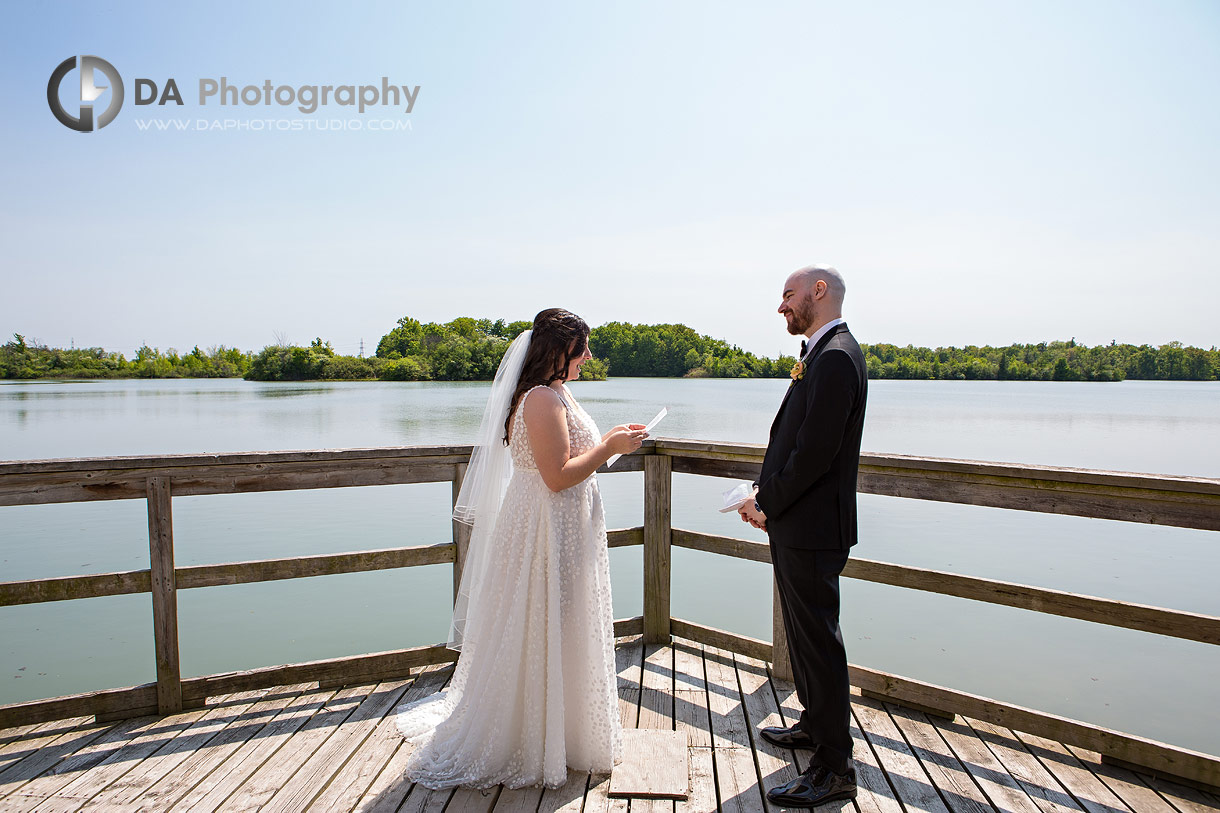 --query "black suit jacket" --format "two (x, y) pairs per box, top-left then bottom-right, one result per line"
(756, 323), (868, 550)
